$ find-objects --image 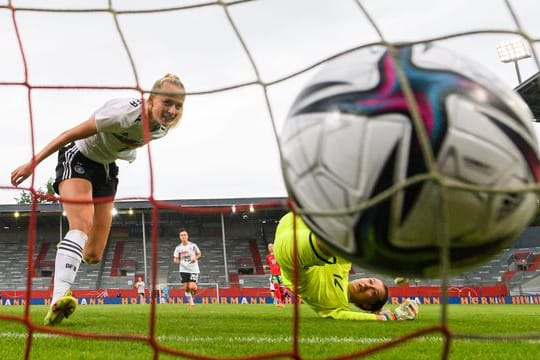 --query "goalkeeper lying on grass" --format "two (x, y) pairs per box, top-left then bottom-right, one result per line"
(274, 212), (418, 321)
